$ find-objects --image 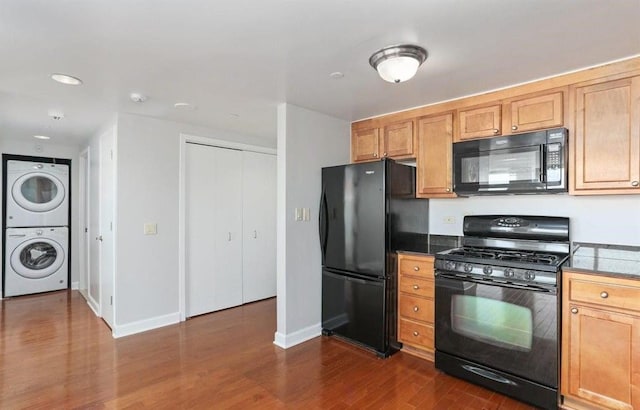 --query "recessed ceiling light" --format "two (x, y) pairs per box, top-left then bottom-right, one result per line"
(51, 73), (83, 86)
(174, 102), (197, 111)
(130, 93), (147, 103)
(329, 72), (344, 79)
(34, 135), (50, 140)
